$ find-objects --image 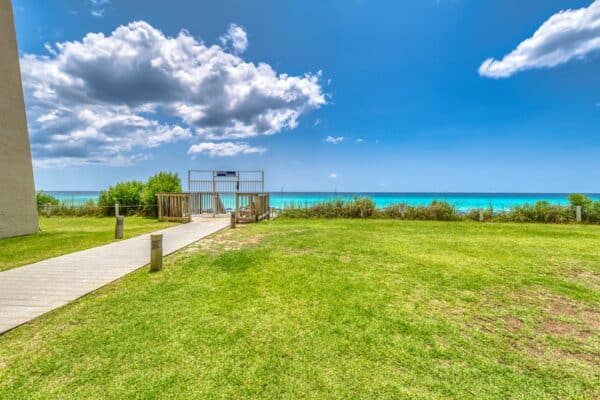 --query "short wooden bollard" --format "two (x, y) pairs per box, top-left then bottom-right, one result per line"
(44, 203), (52, 217)
(479, 208), (484, 222)
(230, 211), (237, 228)
(150, 234), (163, 271)
(576, 206), (582, 224)
(114, 216), (124, 239)
(399, 203), (406, 219)
(115, 202), (120, 217)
